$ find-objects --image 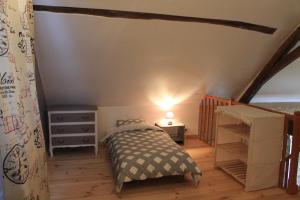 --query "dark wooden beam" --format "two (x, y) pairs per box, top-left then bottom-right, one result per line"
(239, 26), (300, 103)
(266, 46), (300, 80)
(296, 32), (300, 41)
(33, 5), (276, 34)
